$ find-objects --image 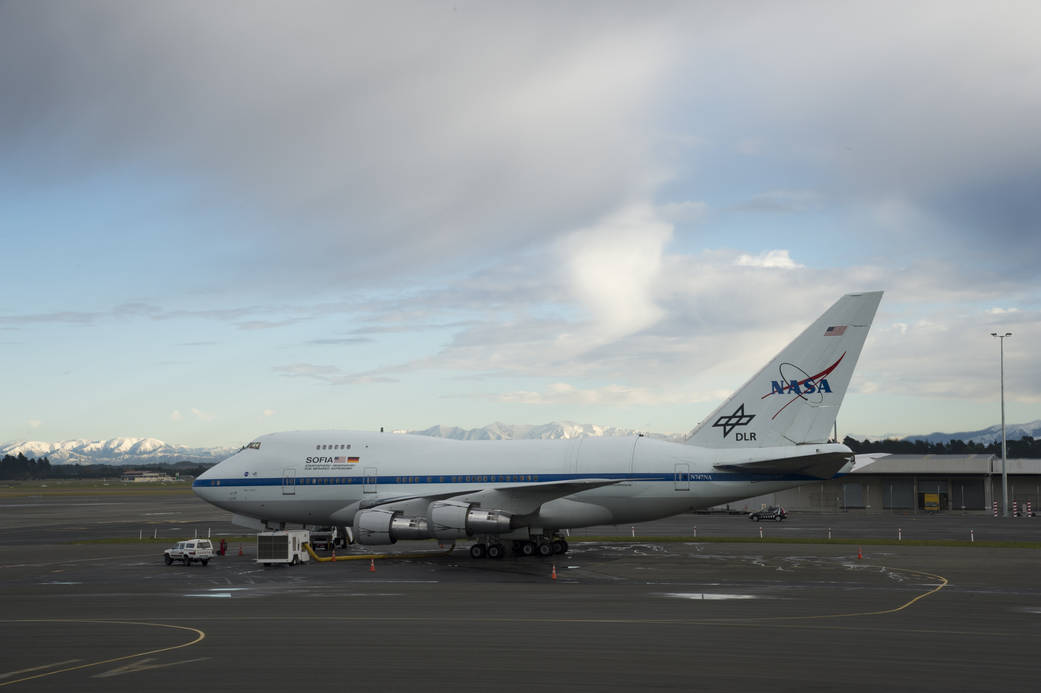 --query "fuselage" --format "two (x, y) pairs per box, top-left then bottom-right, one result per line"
(193, 430), (852, 530)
